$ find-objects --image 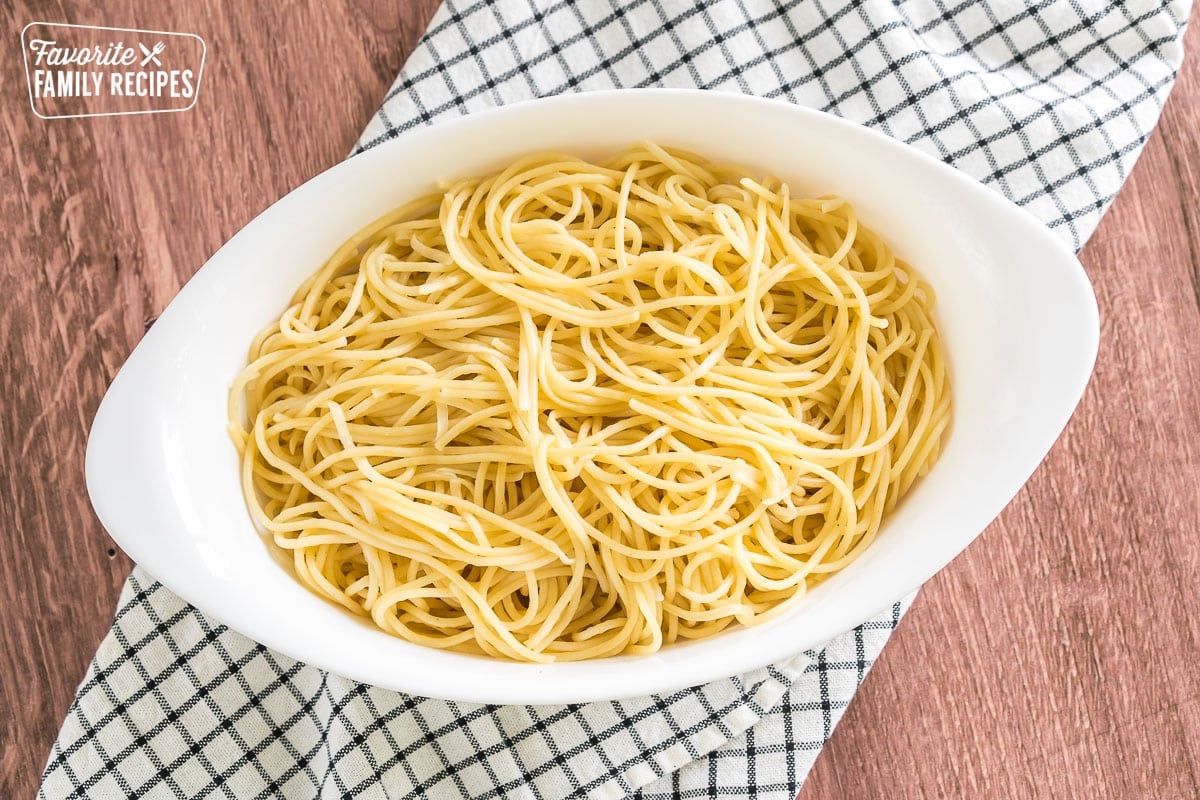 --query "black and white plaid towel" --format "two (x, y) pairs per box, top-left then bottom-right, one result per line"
(42, 2), (1188, 798)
